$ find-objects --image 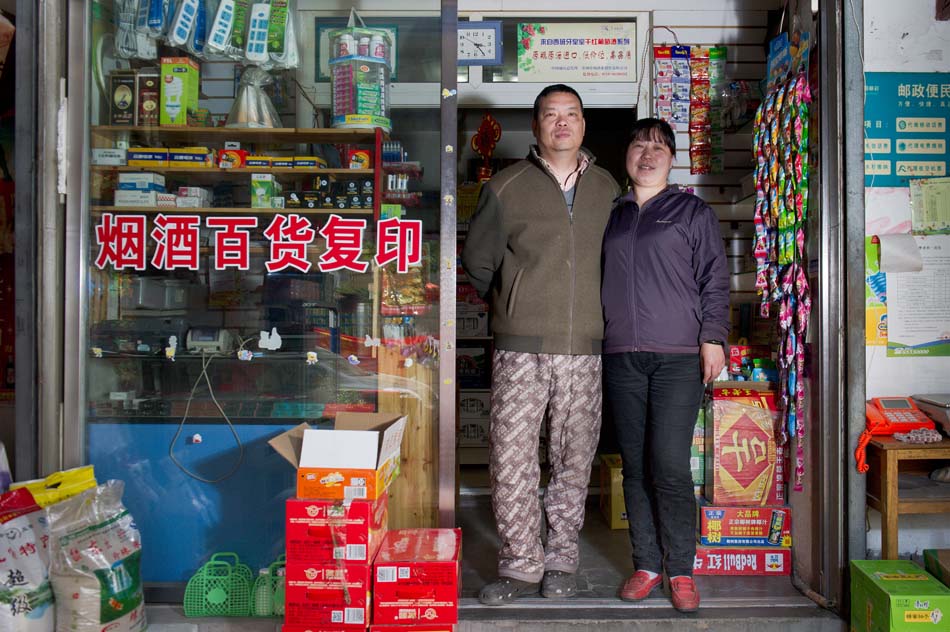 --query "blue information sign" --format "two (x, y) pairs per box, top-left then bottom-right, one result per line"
(864, 72), (950, 187)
